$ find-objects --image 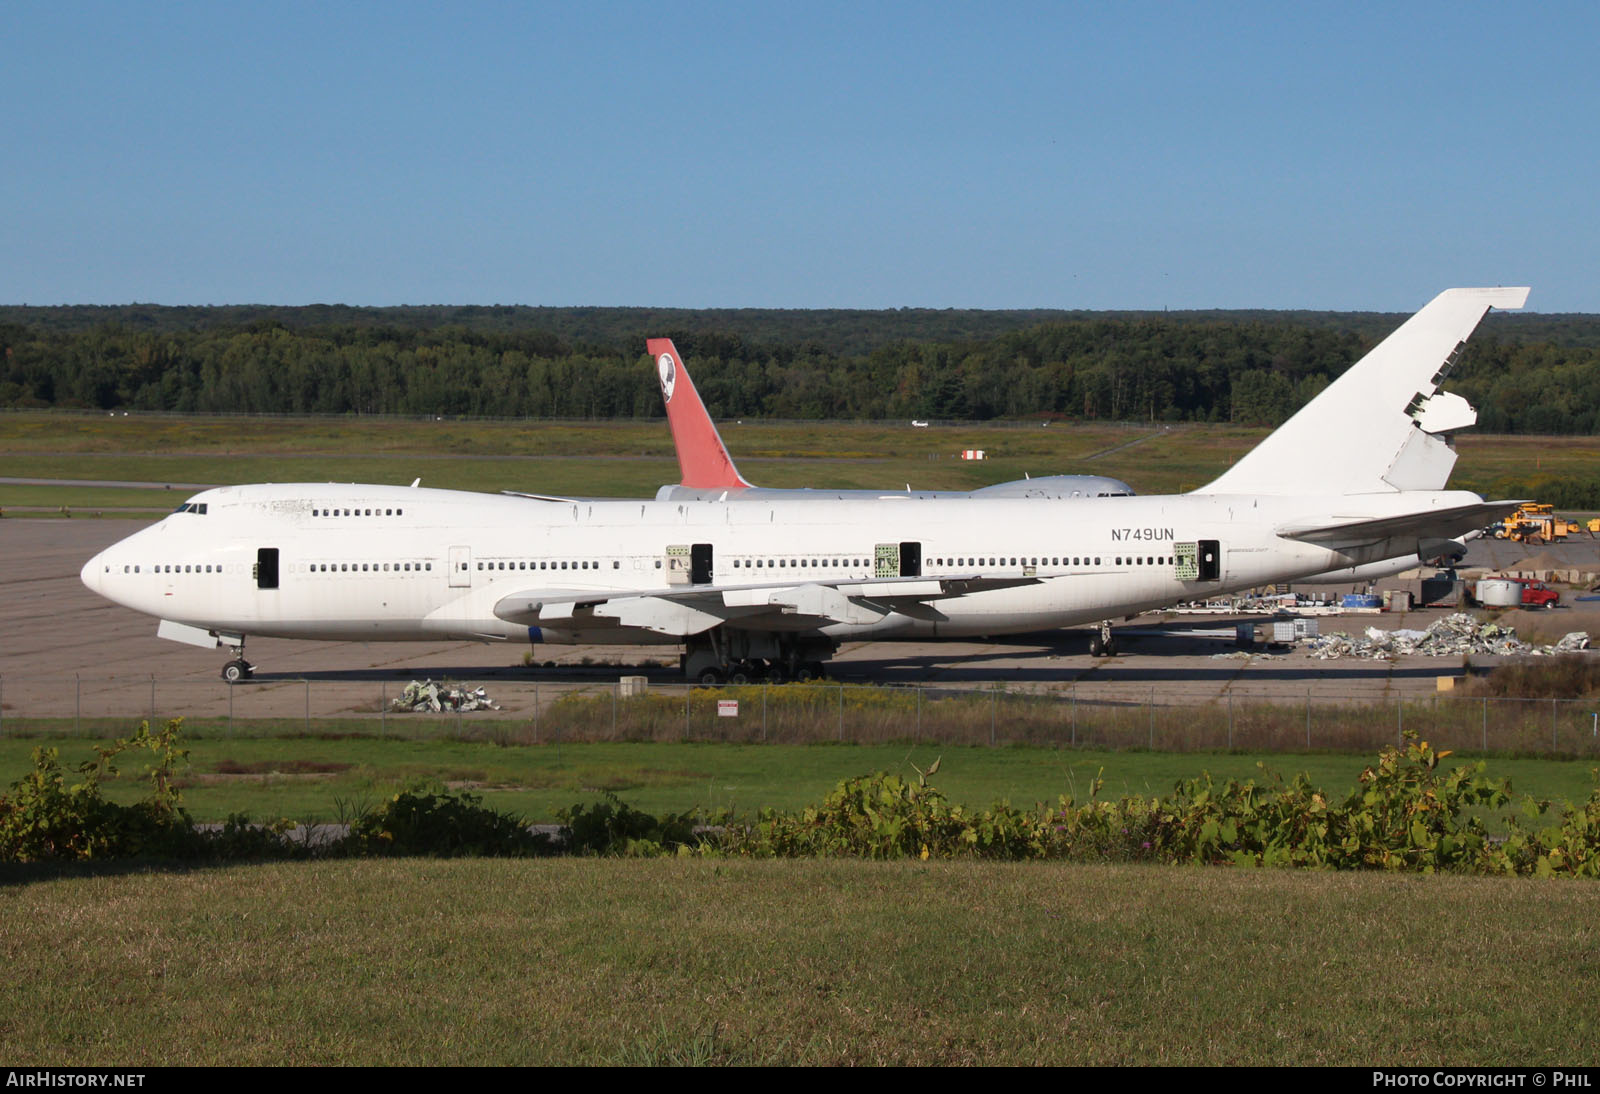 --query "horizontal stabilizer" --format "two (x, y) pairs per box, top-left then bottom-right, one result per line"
(1276, 499), (1525, 550)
